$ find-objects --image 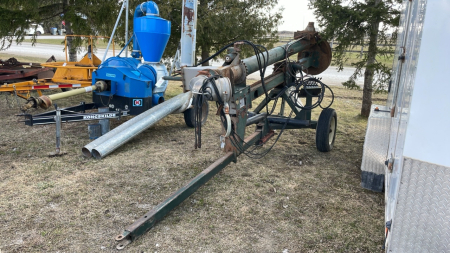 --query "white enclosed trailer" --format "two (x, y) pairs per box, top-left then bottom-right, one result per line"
(360, 0), (450, 251)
